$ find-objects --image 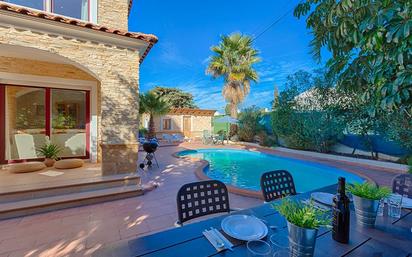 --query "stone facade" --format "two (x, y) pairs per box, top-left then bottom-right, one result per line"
(98, 0), (129, 31)
(0, 57), (97, 81)
(0, 26), (141, 175)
